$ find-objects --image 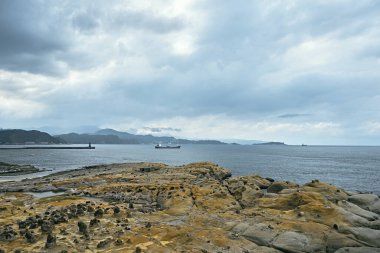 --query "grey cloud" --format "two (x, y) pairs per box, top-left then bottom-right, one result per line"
(110, 10), (185, 33)
(0, 0), (71, 75)
(1, 1), (380, 144)
(72, 13), (100, 33)
(142, 127), (181, 133)
(278, 114), (311, 119)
